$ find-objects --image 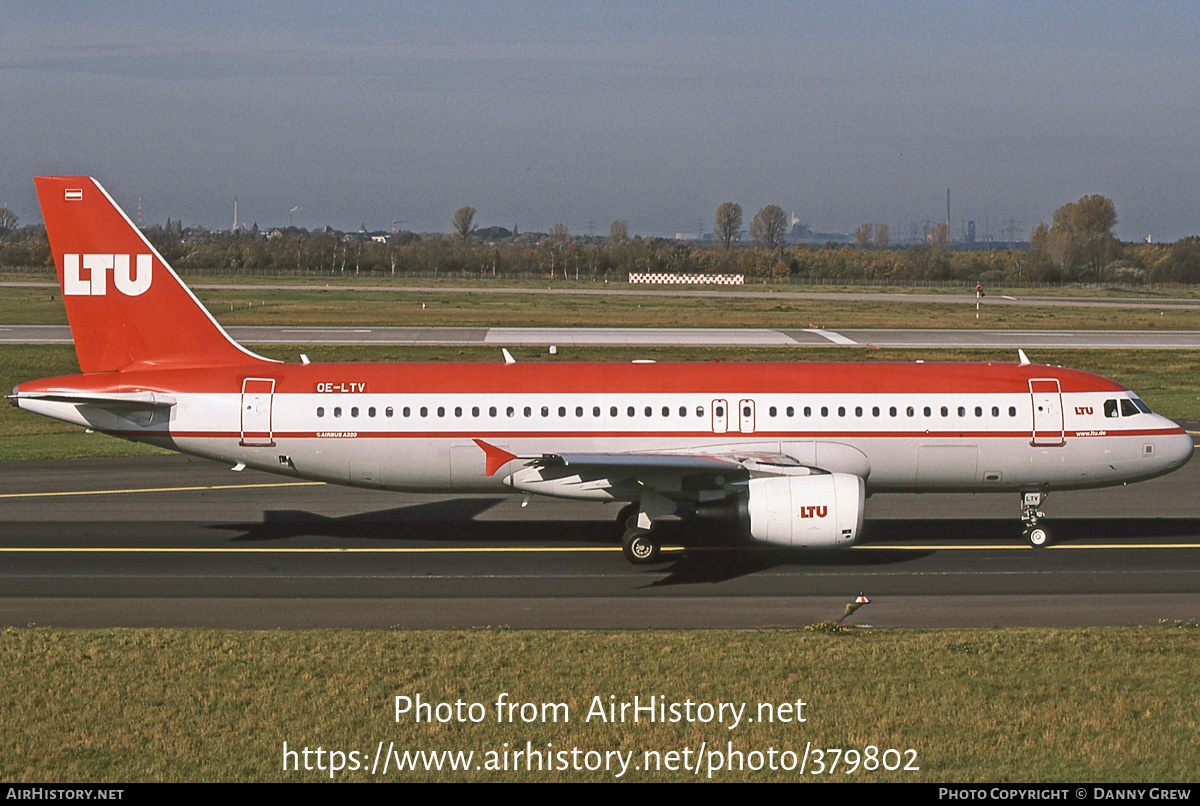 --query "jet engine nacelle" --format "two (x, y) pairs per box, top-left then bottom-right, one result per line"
(746, 472), (865, 548)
